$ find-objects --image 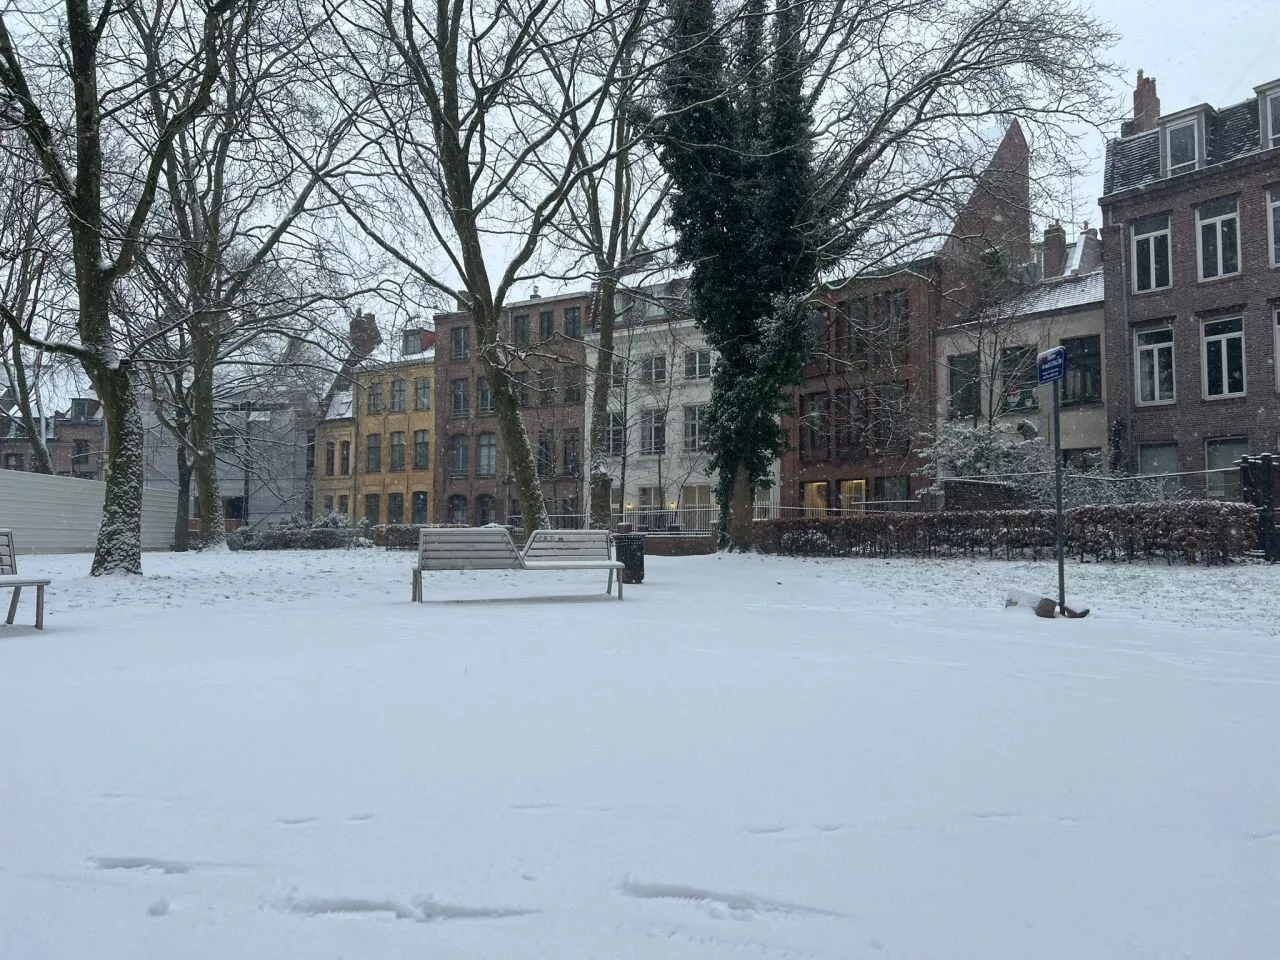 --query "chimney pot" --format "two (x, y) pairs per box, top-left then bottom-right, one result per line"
(1129, 69), (1161, 136)
(1042, 221), (1068, 279)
